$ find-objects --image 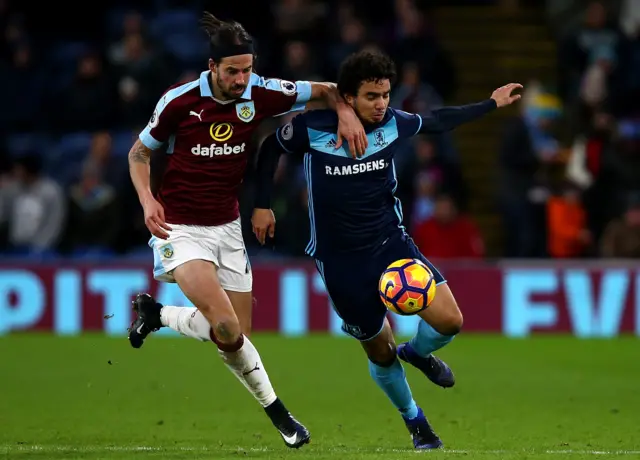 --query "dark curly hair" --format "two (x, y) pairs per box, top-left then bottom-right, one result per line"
(337, 50), (397, 98)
